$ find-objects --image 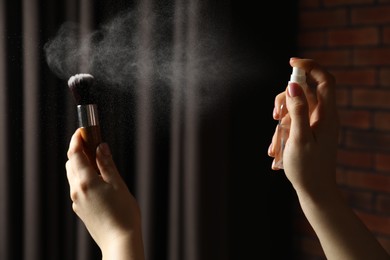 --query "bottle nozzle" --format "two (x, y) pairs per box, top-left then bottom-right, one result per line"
(290, 67), (306, 84)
